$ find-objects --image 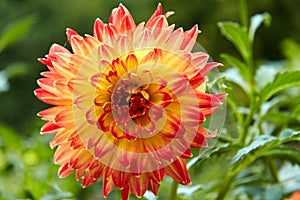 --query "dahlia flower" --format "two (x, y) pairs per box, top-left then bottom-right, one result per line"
(35, 3), (225, 199)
